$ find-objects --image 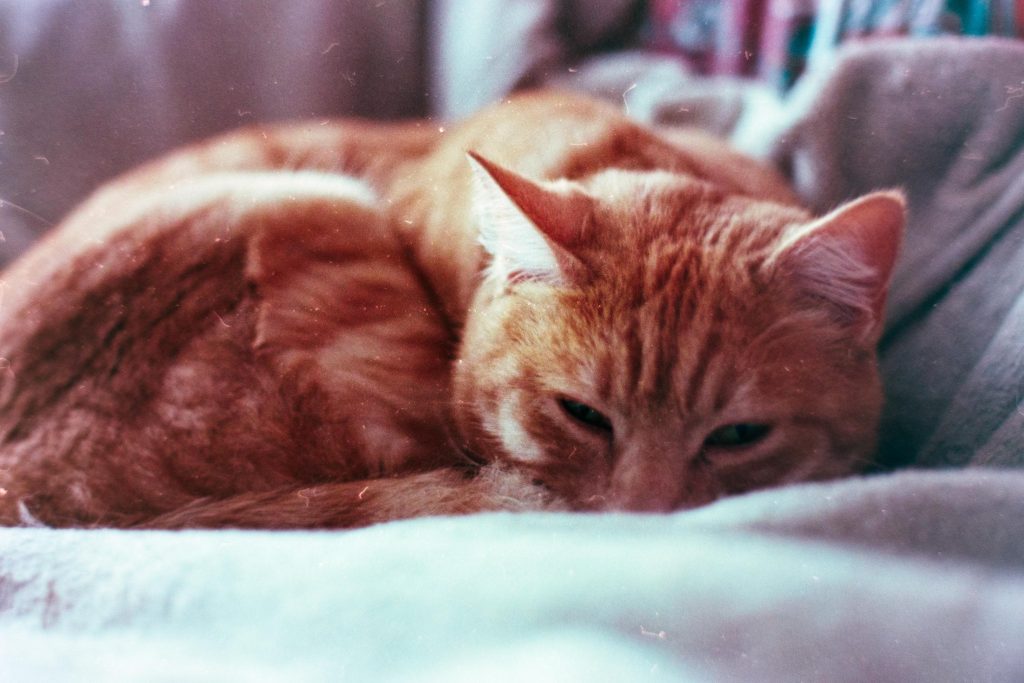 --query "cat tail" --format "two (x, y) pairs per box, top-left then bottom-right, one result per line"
(138, 467), (564, 530)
